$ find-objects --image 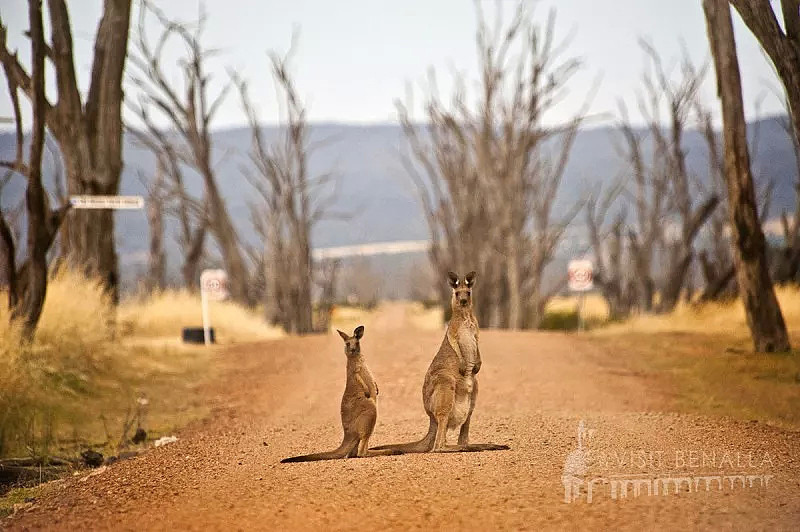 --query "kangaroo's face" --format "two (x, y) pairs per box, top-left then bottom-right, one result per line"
(337, 325), (364, 358)
(448, 271), (476, 309)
